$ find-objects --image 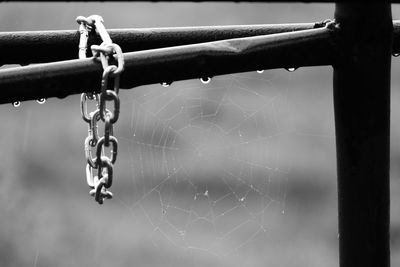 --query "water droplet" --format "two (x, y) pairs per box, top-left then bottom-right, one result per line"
(36, 98), (46, 104)
(12, 101), (21, 107)
(200, 77), (211, 84)
(286, 67), (297, 72)
(204, 190), (209, 196)
(239, 197), (245, 202)
(256, 70), (264, 74)
(393, 53), (400, 57)
(161, 82), (172, 87)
